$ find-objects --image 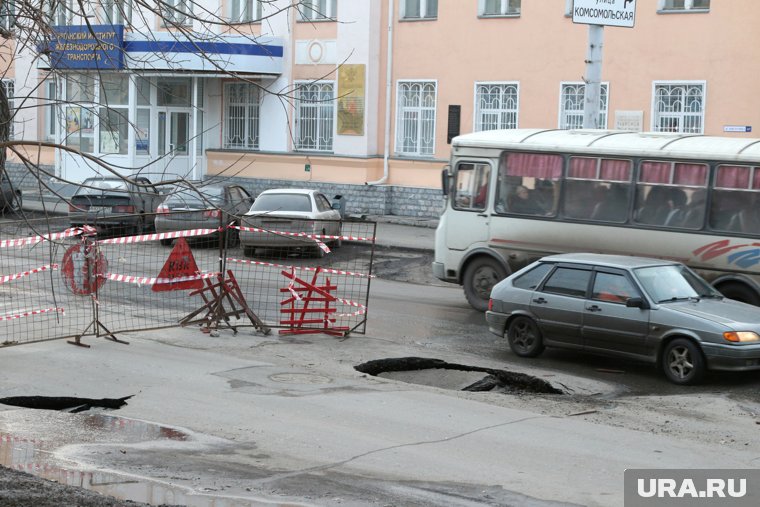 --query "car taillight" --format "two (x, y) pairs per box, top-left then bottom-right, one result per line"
(488, 299), (493, 311)
(203, 209), (222, 218)
(156, 204), (169, 214)
(112, 205), (136, 213)
(69, 204), (89, 212)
